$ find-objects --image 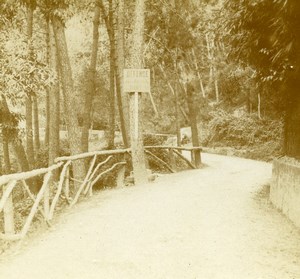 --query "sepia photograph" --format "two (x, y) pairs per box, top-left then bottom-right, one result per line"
(0, 0), (300, 278)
